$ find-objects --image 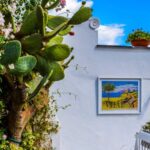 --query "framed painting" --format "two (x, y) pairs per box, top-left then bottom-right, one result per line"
(97, 78), (141, 115)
